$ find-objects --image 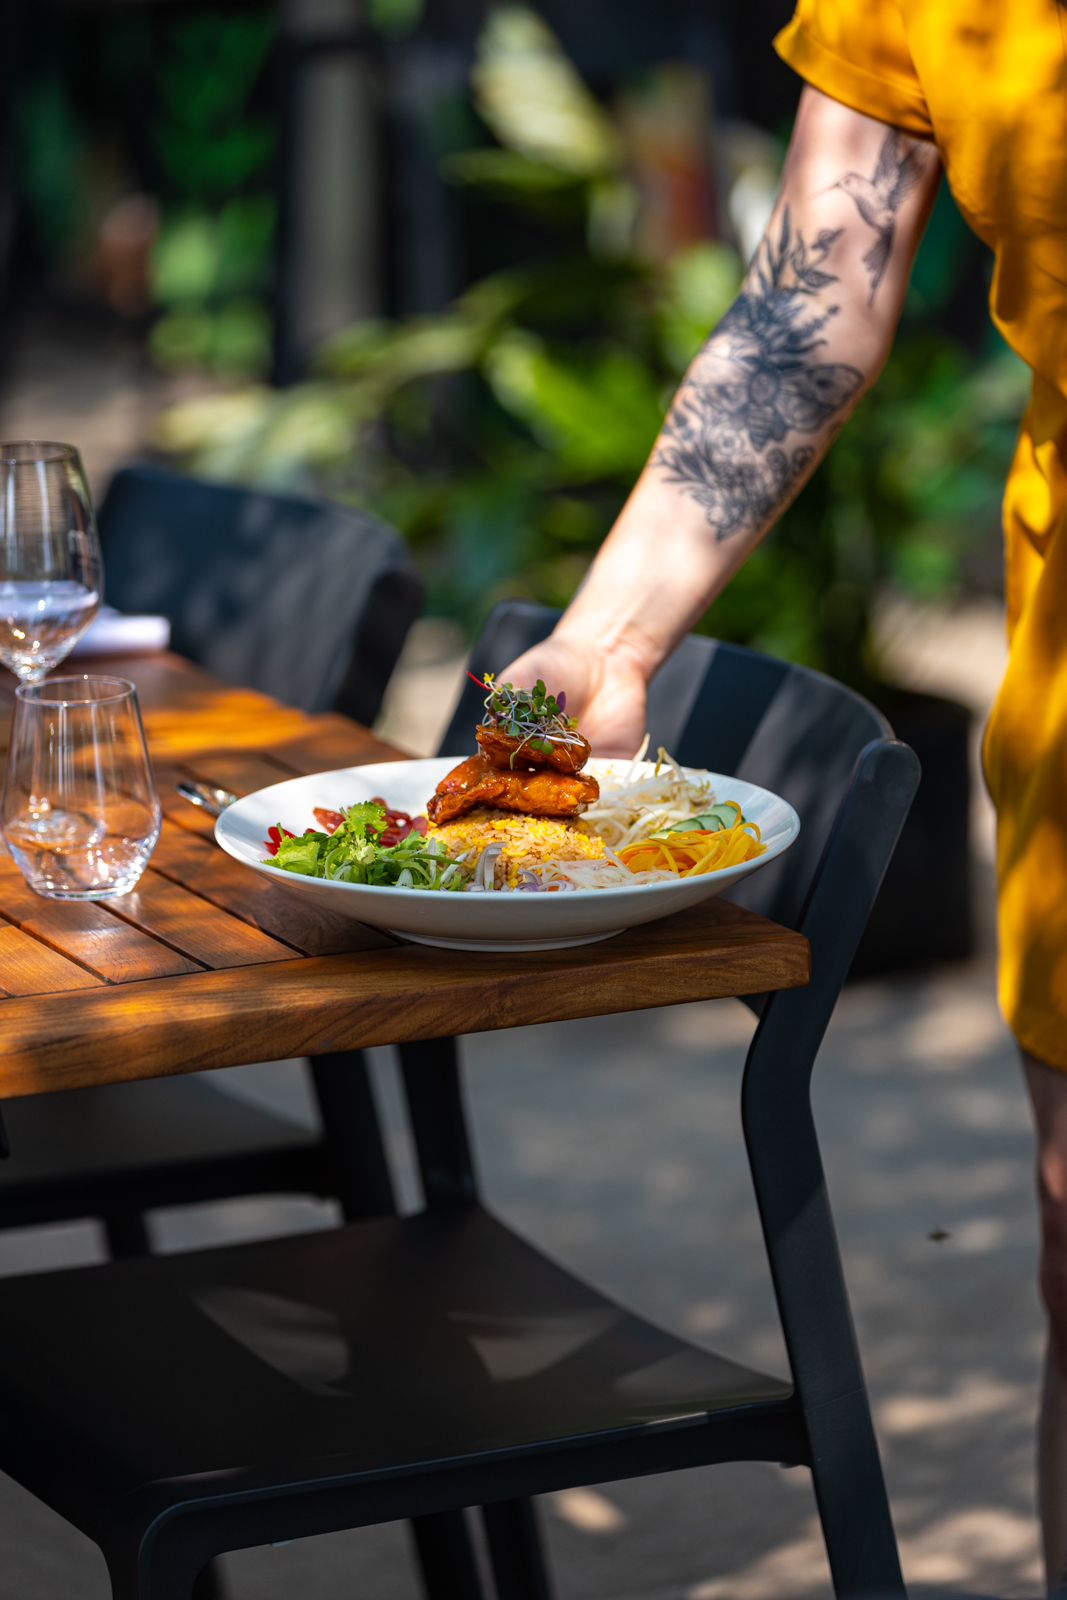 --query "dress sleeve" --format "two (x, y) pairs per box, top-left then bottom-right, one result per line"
(774, 0), (933, 140)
